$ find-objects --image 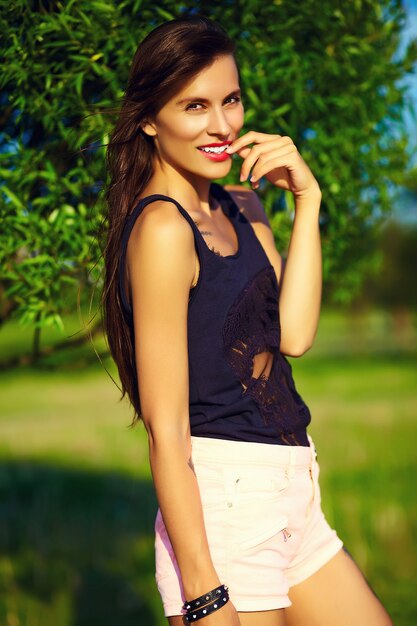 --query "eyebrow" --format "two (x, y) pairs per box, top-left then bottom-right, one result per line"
(175, 89), (241, 106)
